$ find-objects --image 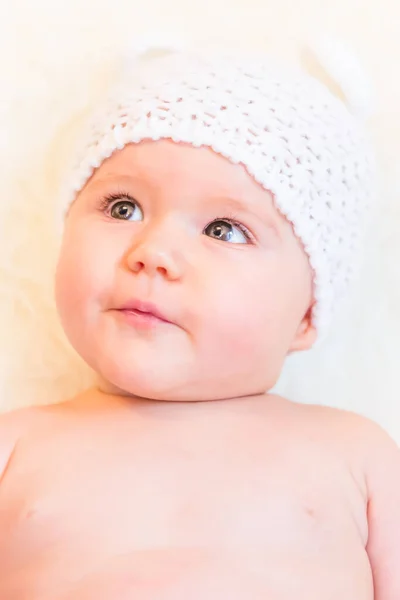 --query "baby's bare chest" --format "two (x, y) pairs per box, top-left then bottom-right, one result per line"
(0, 419), (371, 598)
